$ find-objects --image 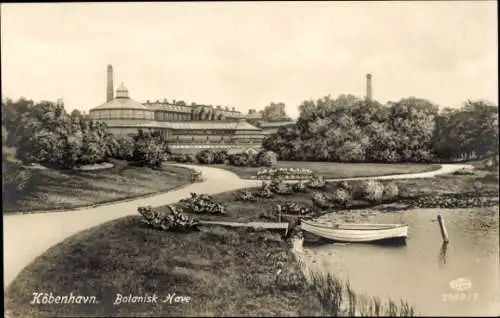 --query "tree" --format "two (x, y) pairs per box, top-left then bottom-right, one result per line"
(433, 100), (498, 160)
(2, 124), (35, 200)
(260, 102), (291, 122)
(4, 98), (118, 168)
(2, 97), (35, 147)
(264, 94), (442, 163)
(384, 97), (437, 162)
(70, 109), (82, 118)
(132, 130), (169, 168)
(114, 134), (135, 161)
